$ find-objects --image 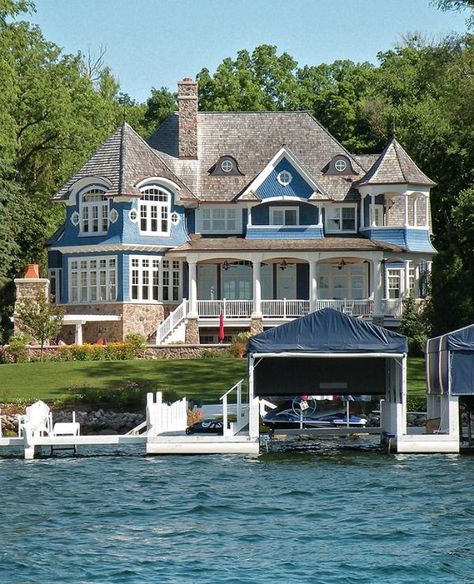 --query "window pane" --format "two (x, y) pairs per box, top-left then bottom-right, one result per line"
(285, 209), (297, 225)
